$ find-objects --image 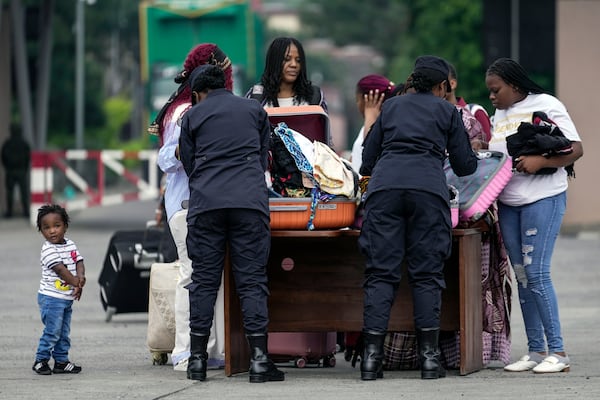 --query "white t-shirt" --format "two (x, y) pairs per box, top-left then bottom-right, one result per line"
(350, 127), (365, 175)
(489, 93), (581, 206)
(38, 238), (83, 300)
